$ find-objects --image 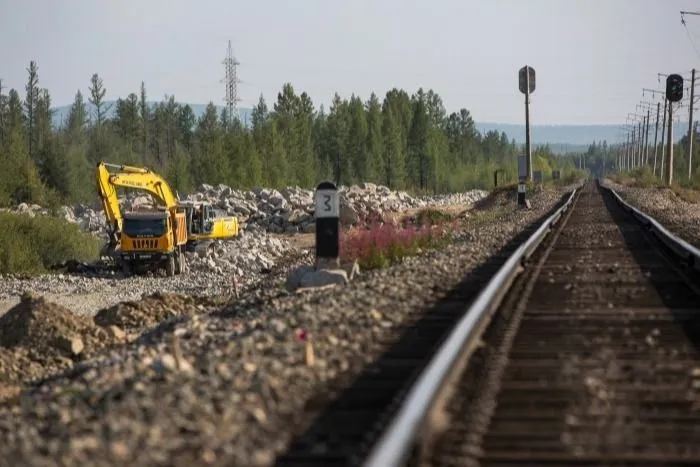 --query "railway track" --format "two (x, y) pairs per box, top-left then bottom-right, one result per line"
(361, 180), (700, 467)
(275, 189), (577, 467)
(276, 180), (700, 467)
